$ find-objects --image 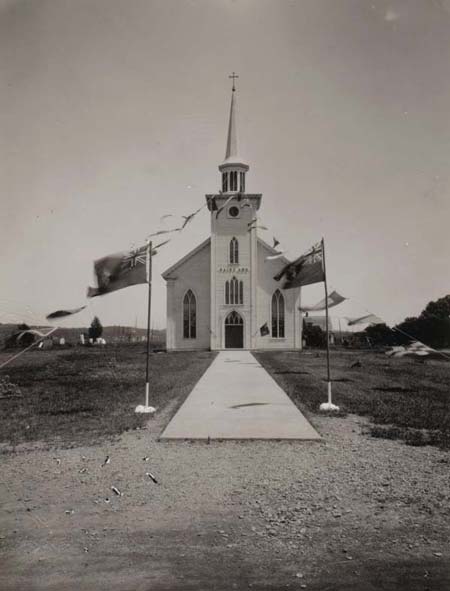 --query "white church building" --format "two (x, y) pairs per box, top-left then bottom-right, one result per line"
(162, 83), (302, 351)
